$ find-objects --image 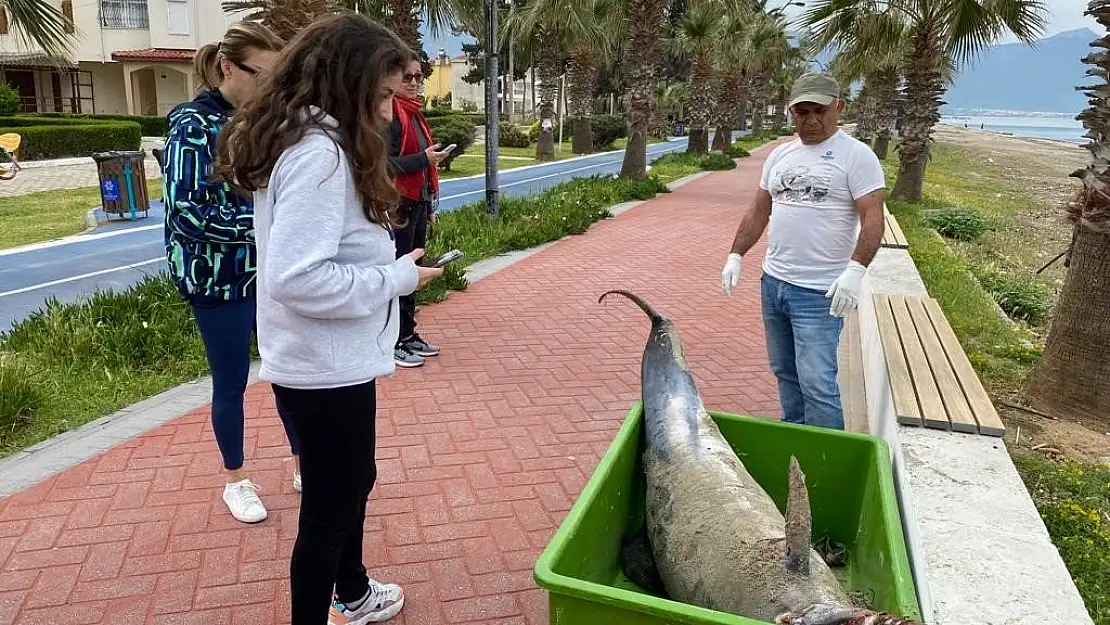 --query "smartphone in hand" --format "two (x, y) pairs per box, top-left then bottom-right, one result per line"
(422, 249), (464, 268)
(442, 143), (458, 155)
